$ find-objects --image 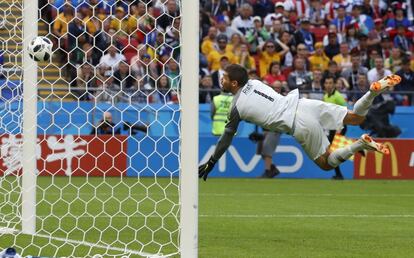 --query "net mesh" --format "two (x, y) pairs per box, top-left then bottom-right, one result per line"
(0, 0), (182, 256)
